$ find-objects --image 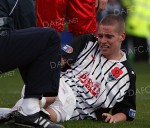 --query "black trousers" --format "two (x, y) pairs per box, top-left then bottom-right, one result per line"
(0, 27), (61, 98)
